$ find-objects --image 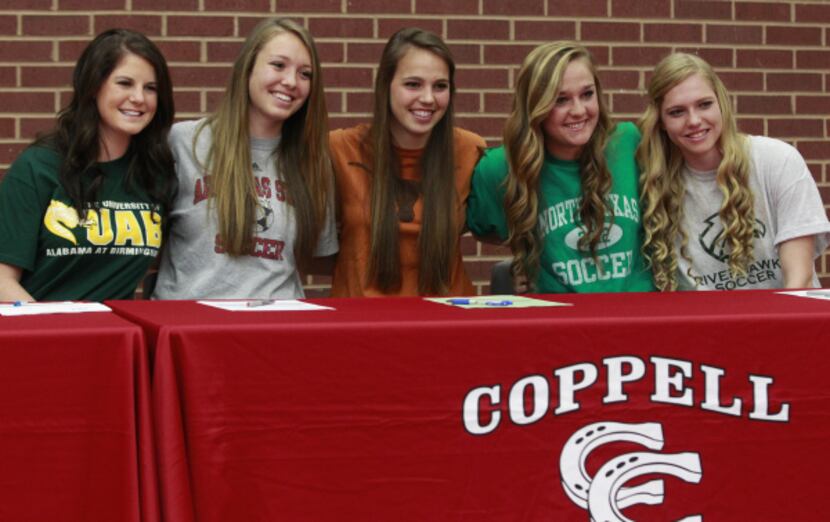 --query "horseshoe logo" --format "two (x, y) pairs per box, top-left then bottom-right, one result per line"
(560, 421), (703, 521)
(560, 422), (666, 510)
(589, 451), (703, 522)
